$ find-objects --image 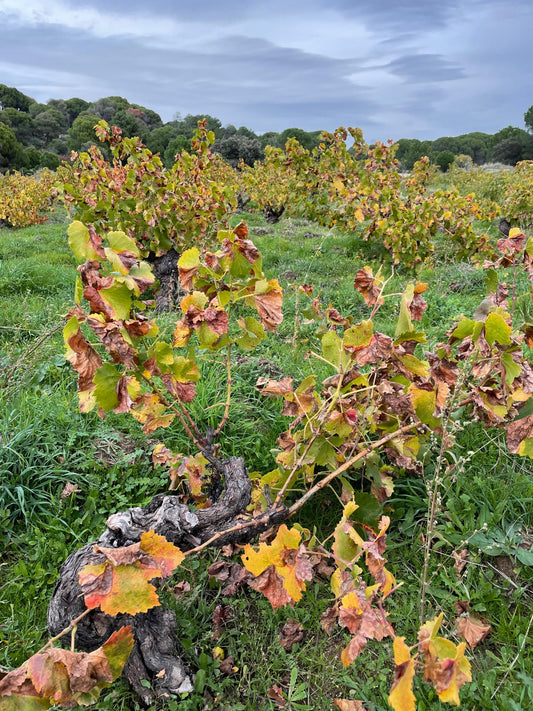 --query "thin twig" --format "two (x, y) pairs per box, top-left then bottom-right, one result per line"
(213, 342), (232, 437)
(288, 423), (418, 516)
